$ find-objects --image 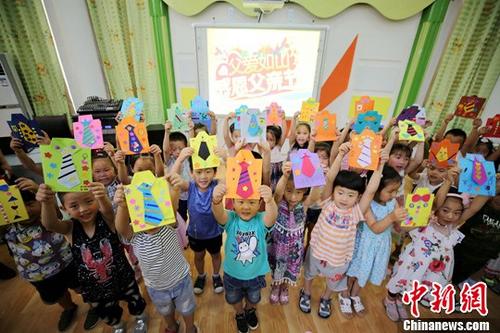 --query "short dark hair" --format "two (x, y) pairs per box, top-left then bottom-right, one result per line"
(20, 189), (36, 203)
(194, 123), (208, 133)
(266, 125), (282, 142)
(91, 150), (117, 173)
(390, 143), (412, 159)
(368, 165), (402, 193)
(445, 128), (467, 144)
(333, 170), (366, 194)
(169, 131), (188, 146)
(477, 137), (494, 155)
(314, 142), (331, 159)
(187, 156), (217, 172)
